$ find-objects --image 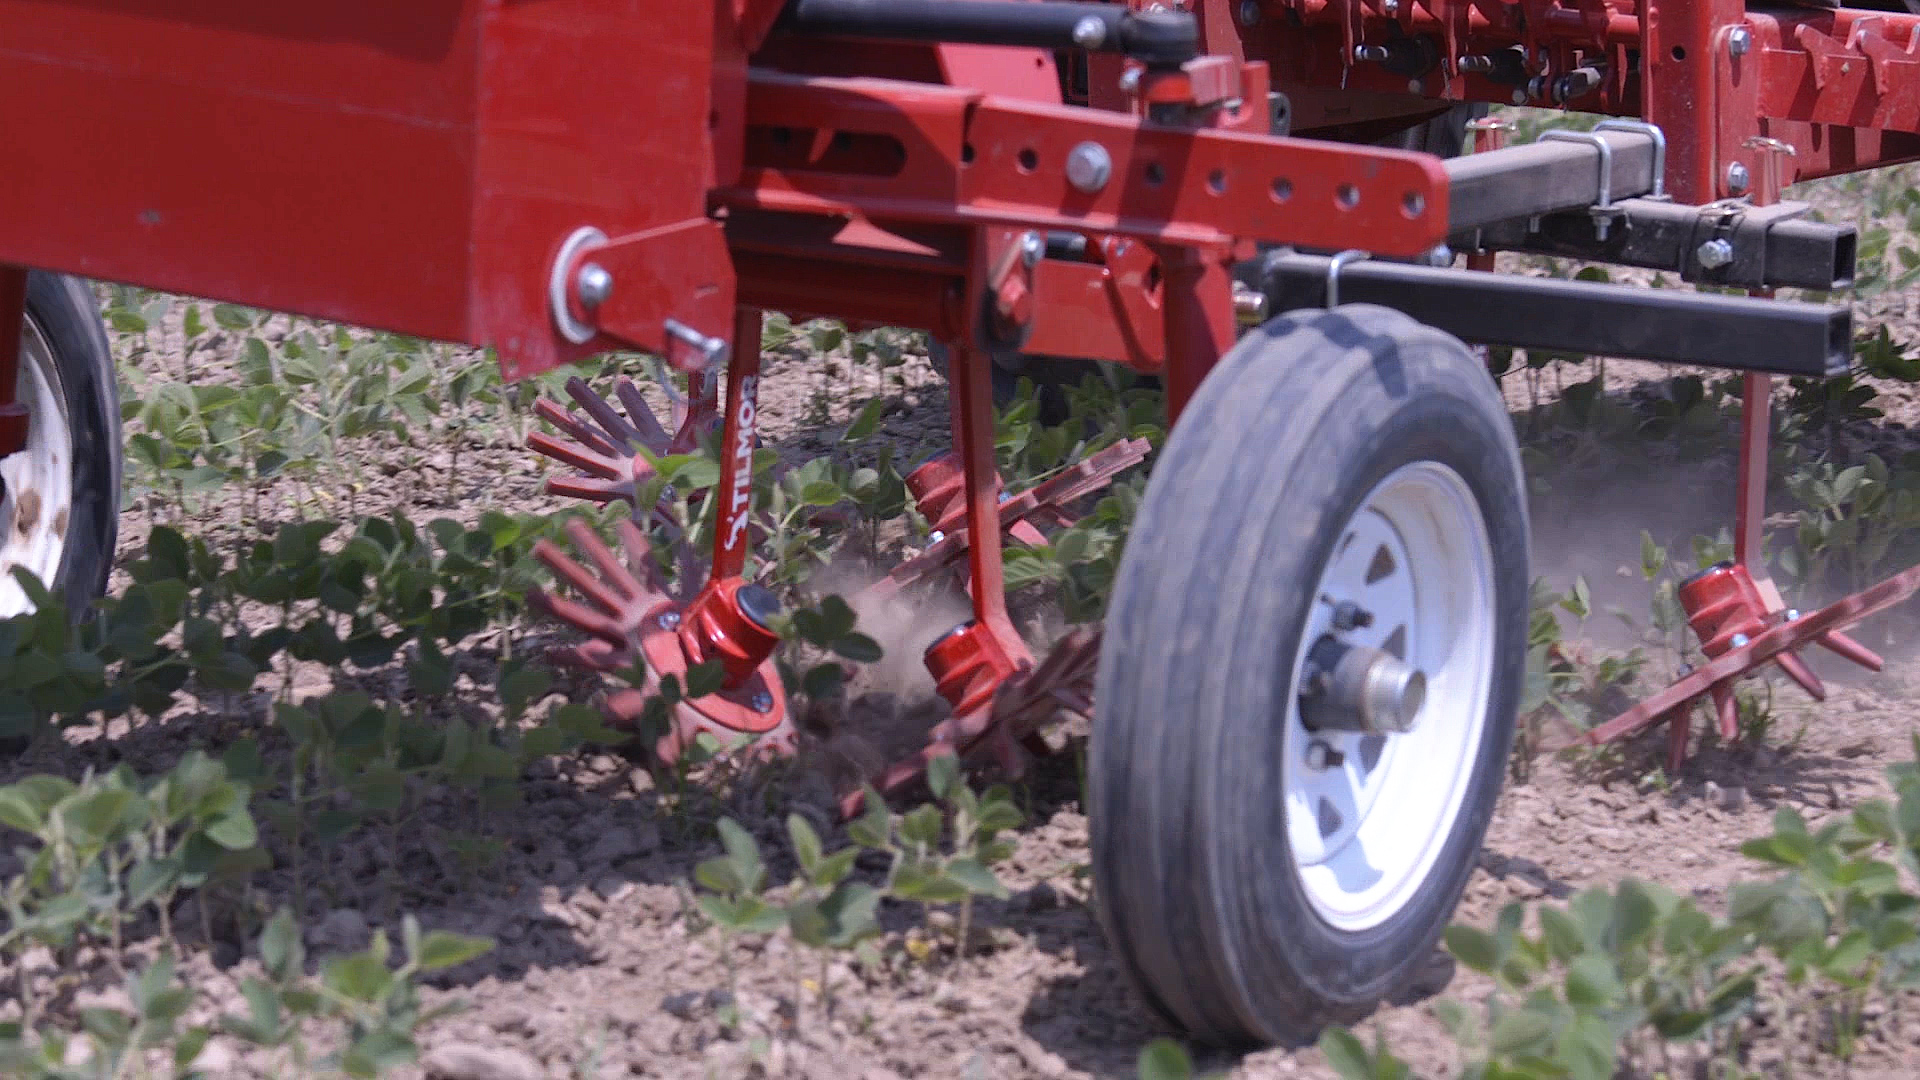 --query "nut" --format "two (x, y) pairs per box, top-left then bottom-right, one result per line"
(1696, 238), (1735, 270)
